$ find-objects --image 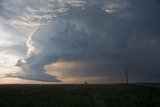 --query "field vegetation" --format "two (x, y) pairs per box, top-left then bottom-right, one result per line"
(0, 84), (160, 107)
